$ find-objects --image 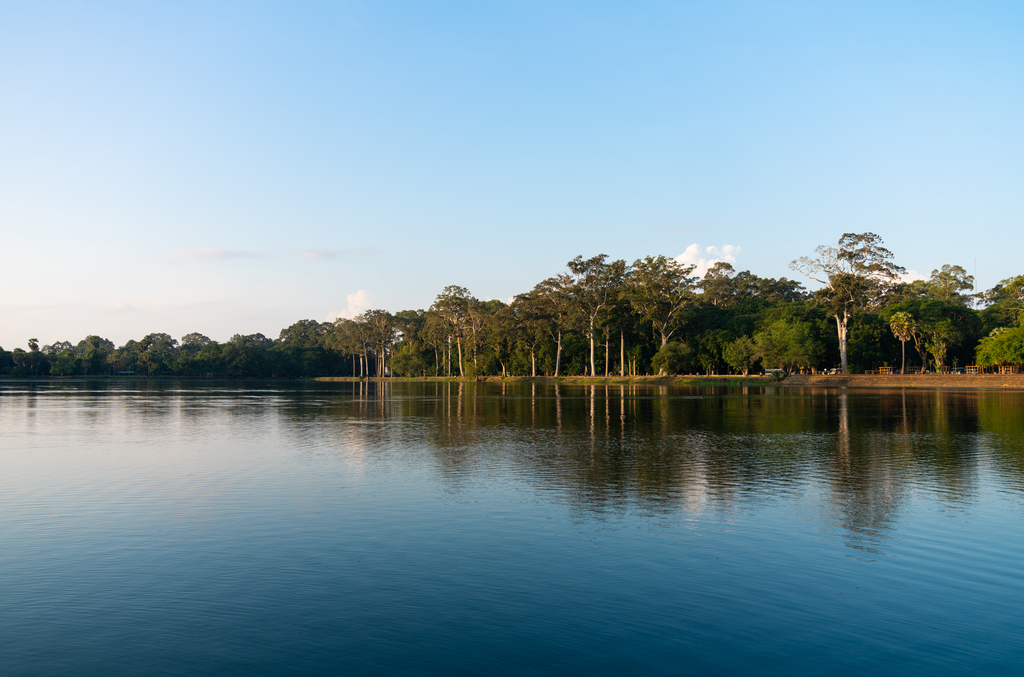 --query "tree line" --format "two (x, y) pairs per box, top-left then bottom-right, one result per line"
(3, 233), (1023, 379)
